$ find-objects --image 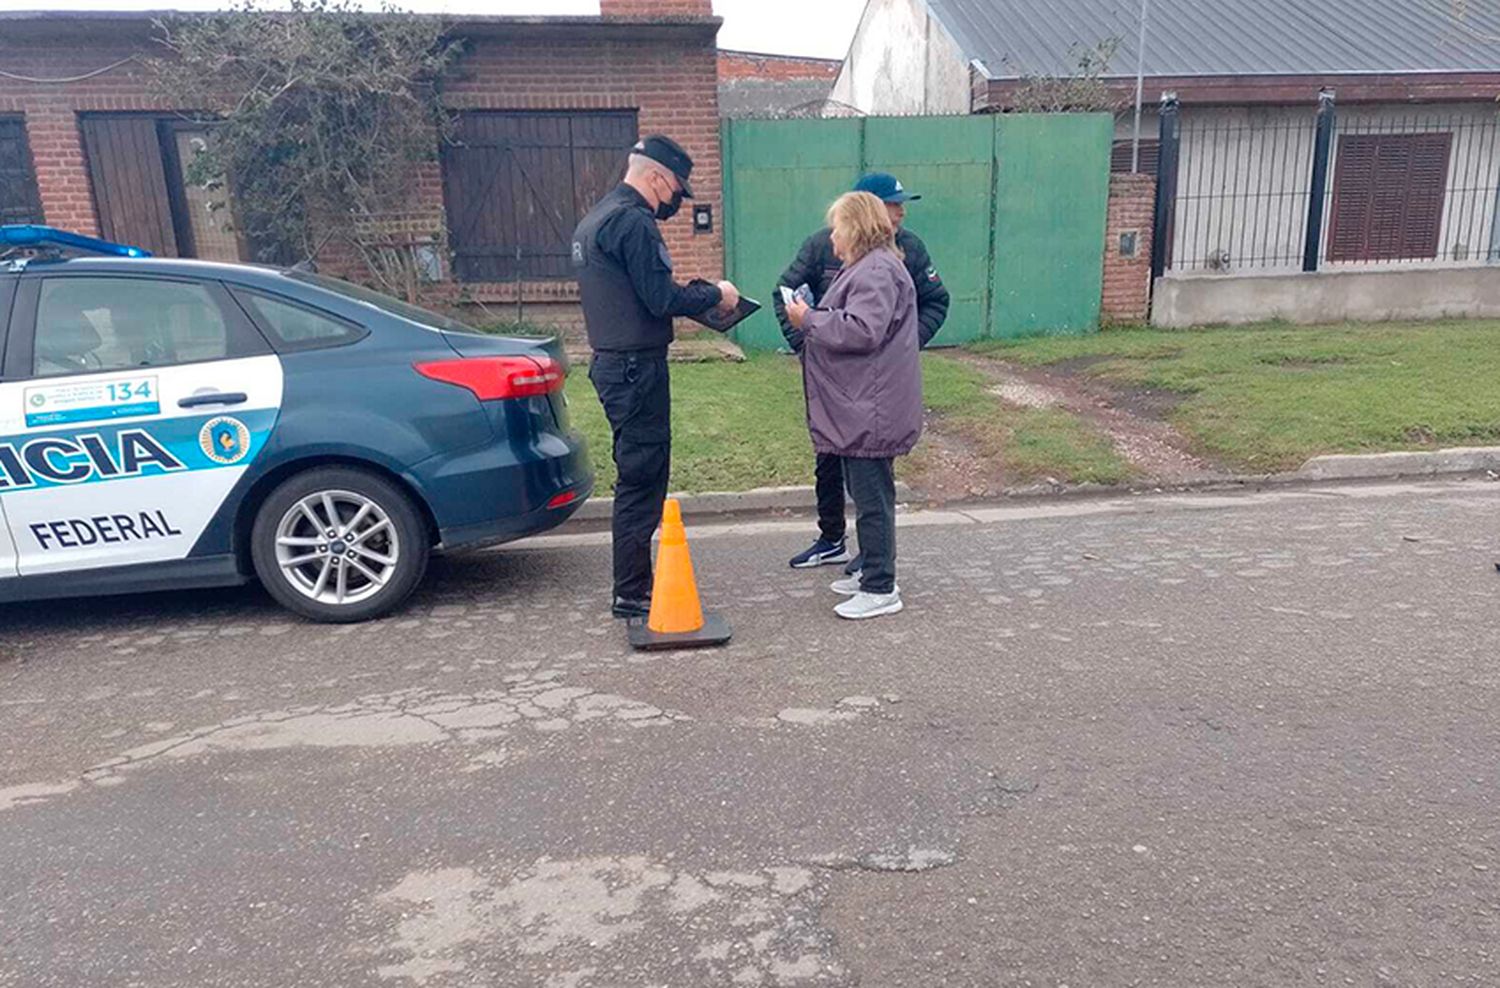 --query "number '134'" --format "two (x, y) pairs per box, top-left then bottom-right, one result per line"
(107, 381), (152, 402)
